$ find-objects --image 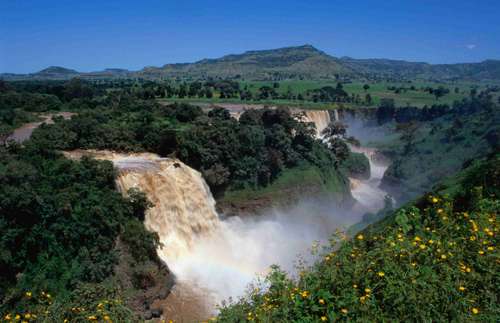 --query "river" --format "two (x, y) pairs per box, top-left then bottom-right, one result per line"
(5, 112), (75, 143)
